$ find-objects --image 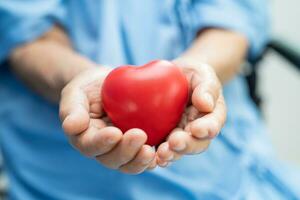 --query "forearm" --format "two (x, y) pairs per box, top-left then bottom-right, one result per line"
(9, 26), (96, 102)
(178, 29), (248, 84)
